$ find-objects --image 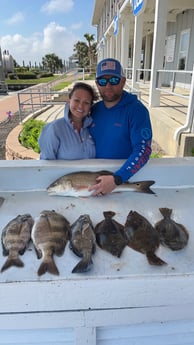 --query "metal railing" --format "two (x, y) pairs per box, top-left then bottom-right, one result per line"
(125, 65), (194, 143)
(125, 67), (192, 99)
(155, 69), (192, 99)
(17, 68), (85, 122)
